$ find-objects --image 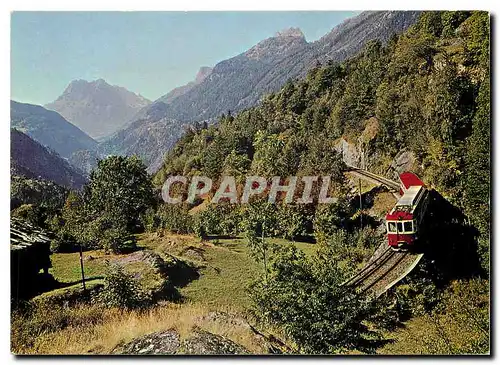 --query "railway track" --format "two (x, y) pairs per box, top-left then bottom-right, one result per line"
(342, 166), (424, 297)
(358, 251), (407, 297)
(343, 247), (394, 287)
(346, 165), (401, 192)
(344, 248), (411, 298)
